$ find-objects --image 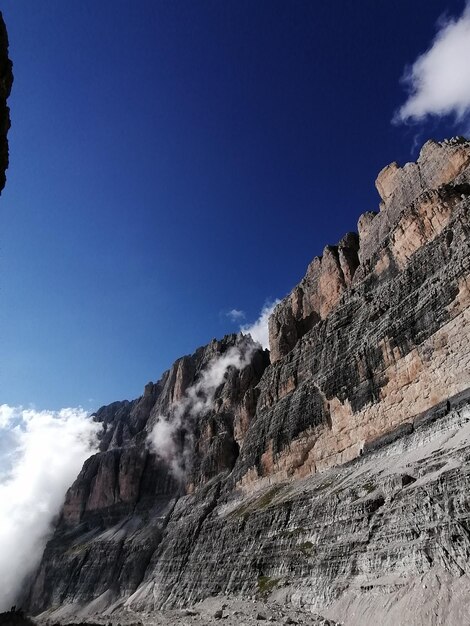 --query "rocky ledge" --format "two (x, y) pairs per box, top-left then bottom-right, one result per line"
(23, 138), (470, 625)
